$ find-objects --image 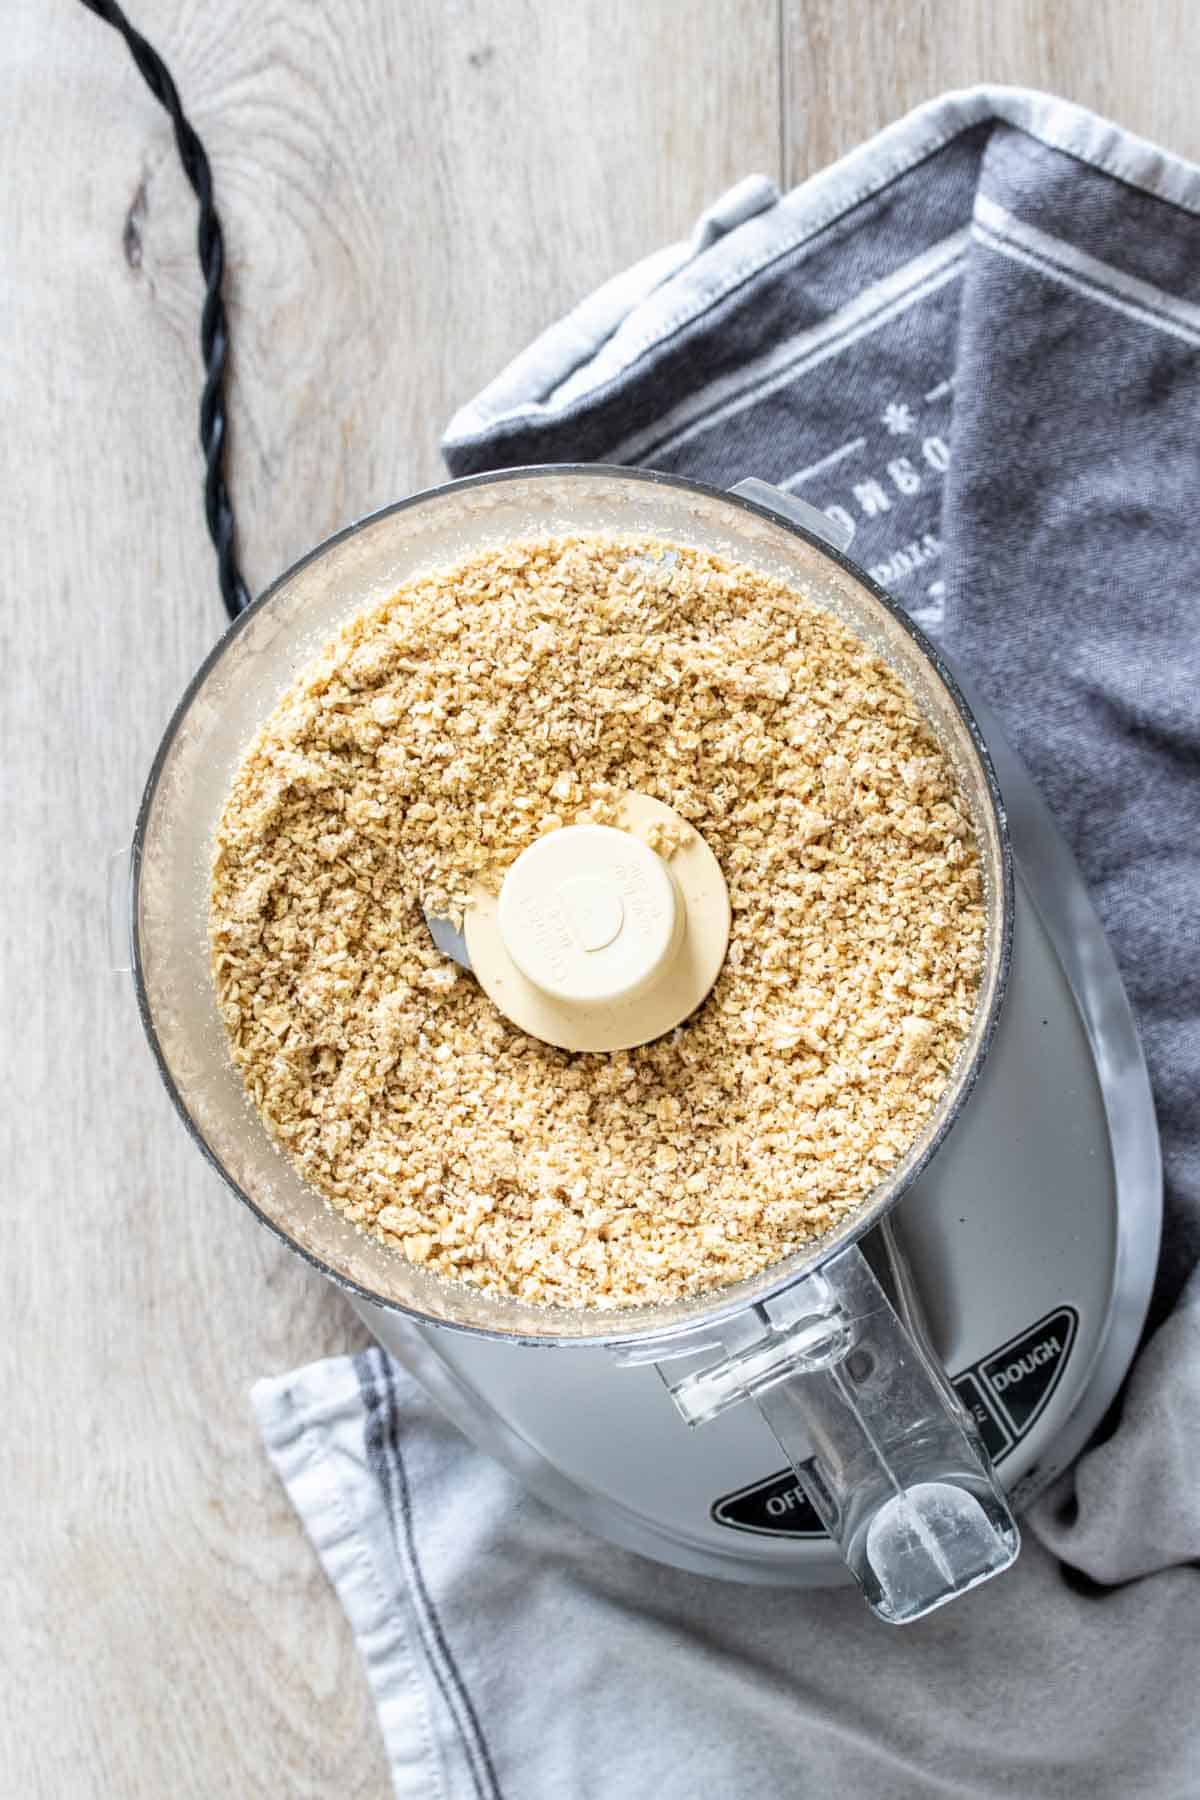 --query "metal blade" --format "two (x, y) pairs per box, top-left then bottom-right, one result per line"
(423, 906), (473, 972)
